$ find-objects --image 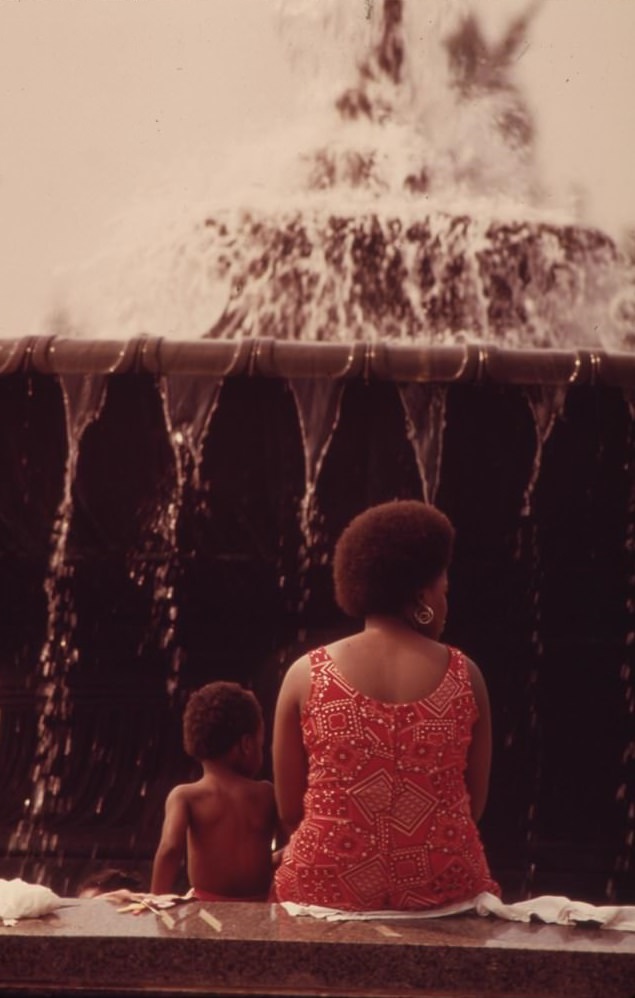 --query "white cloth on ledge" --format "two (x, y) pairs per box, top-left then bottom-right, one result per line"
(281, 892), (635, 932)
(0, 878), (64, 925)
